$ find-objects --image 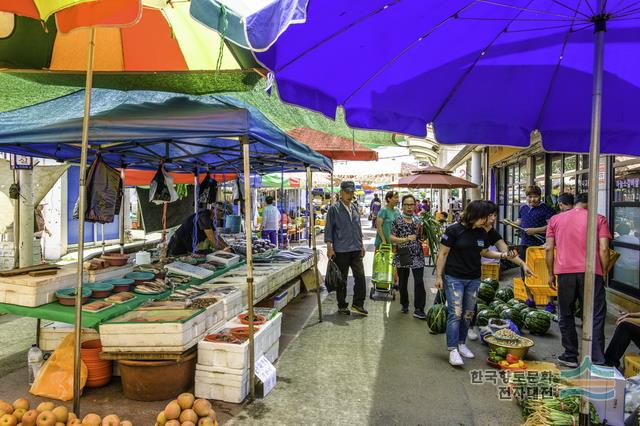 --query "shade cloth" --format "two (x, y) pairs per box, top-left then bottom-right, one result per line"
(288, 127), (378, 161)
